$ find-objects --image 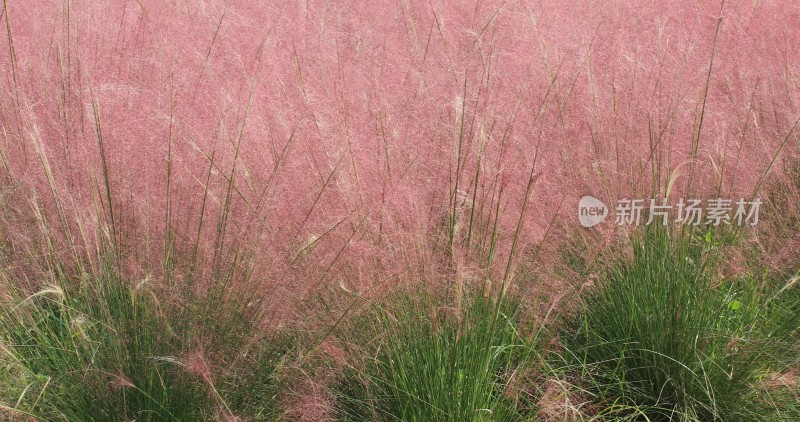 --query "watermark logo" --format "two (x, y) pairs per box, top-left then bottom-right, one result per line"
(578, 197), (762, 227)
(578, 195), (609, 228)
